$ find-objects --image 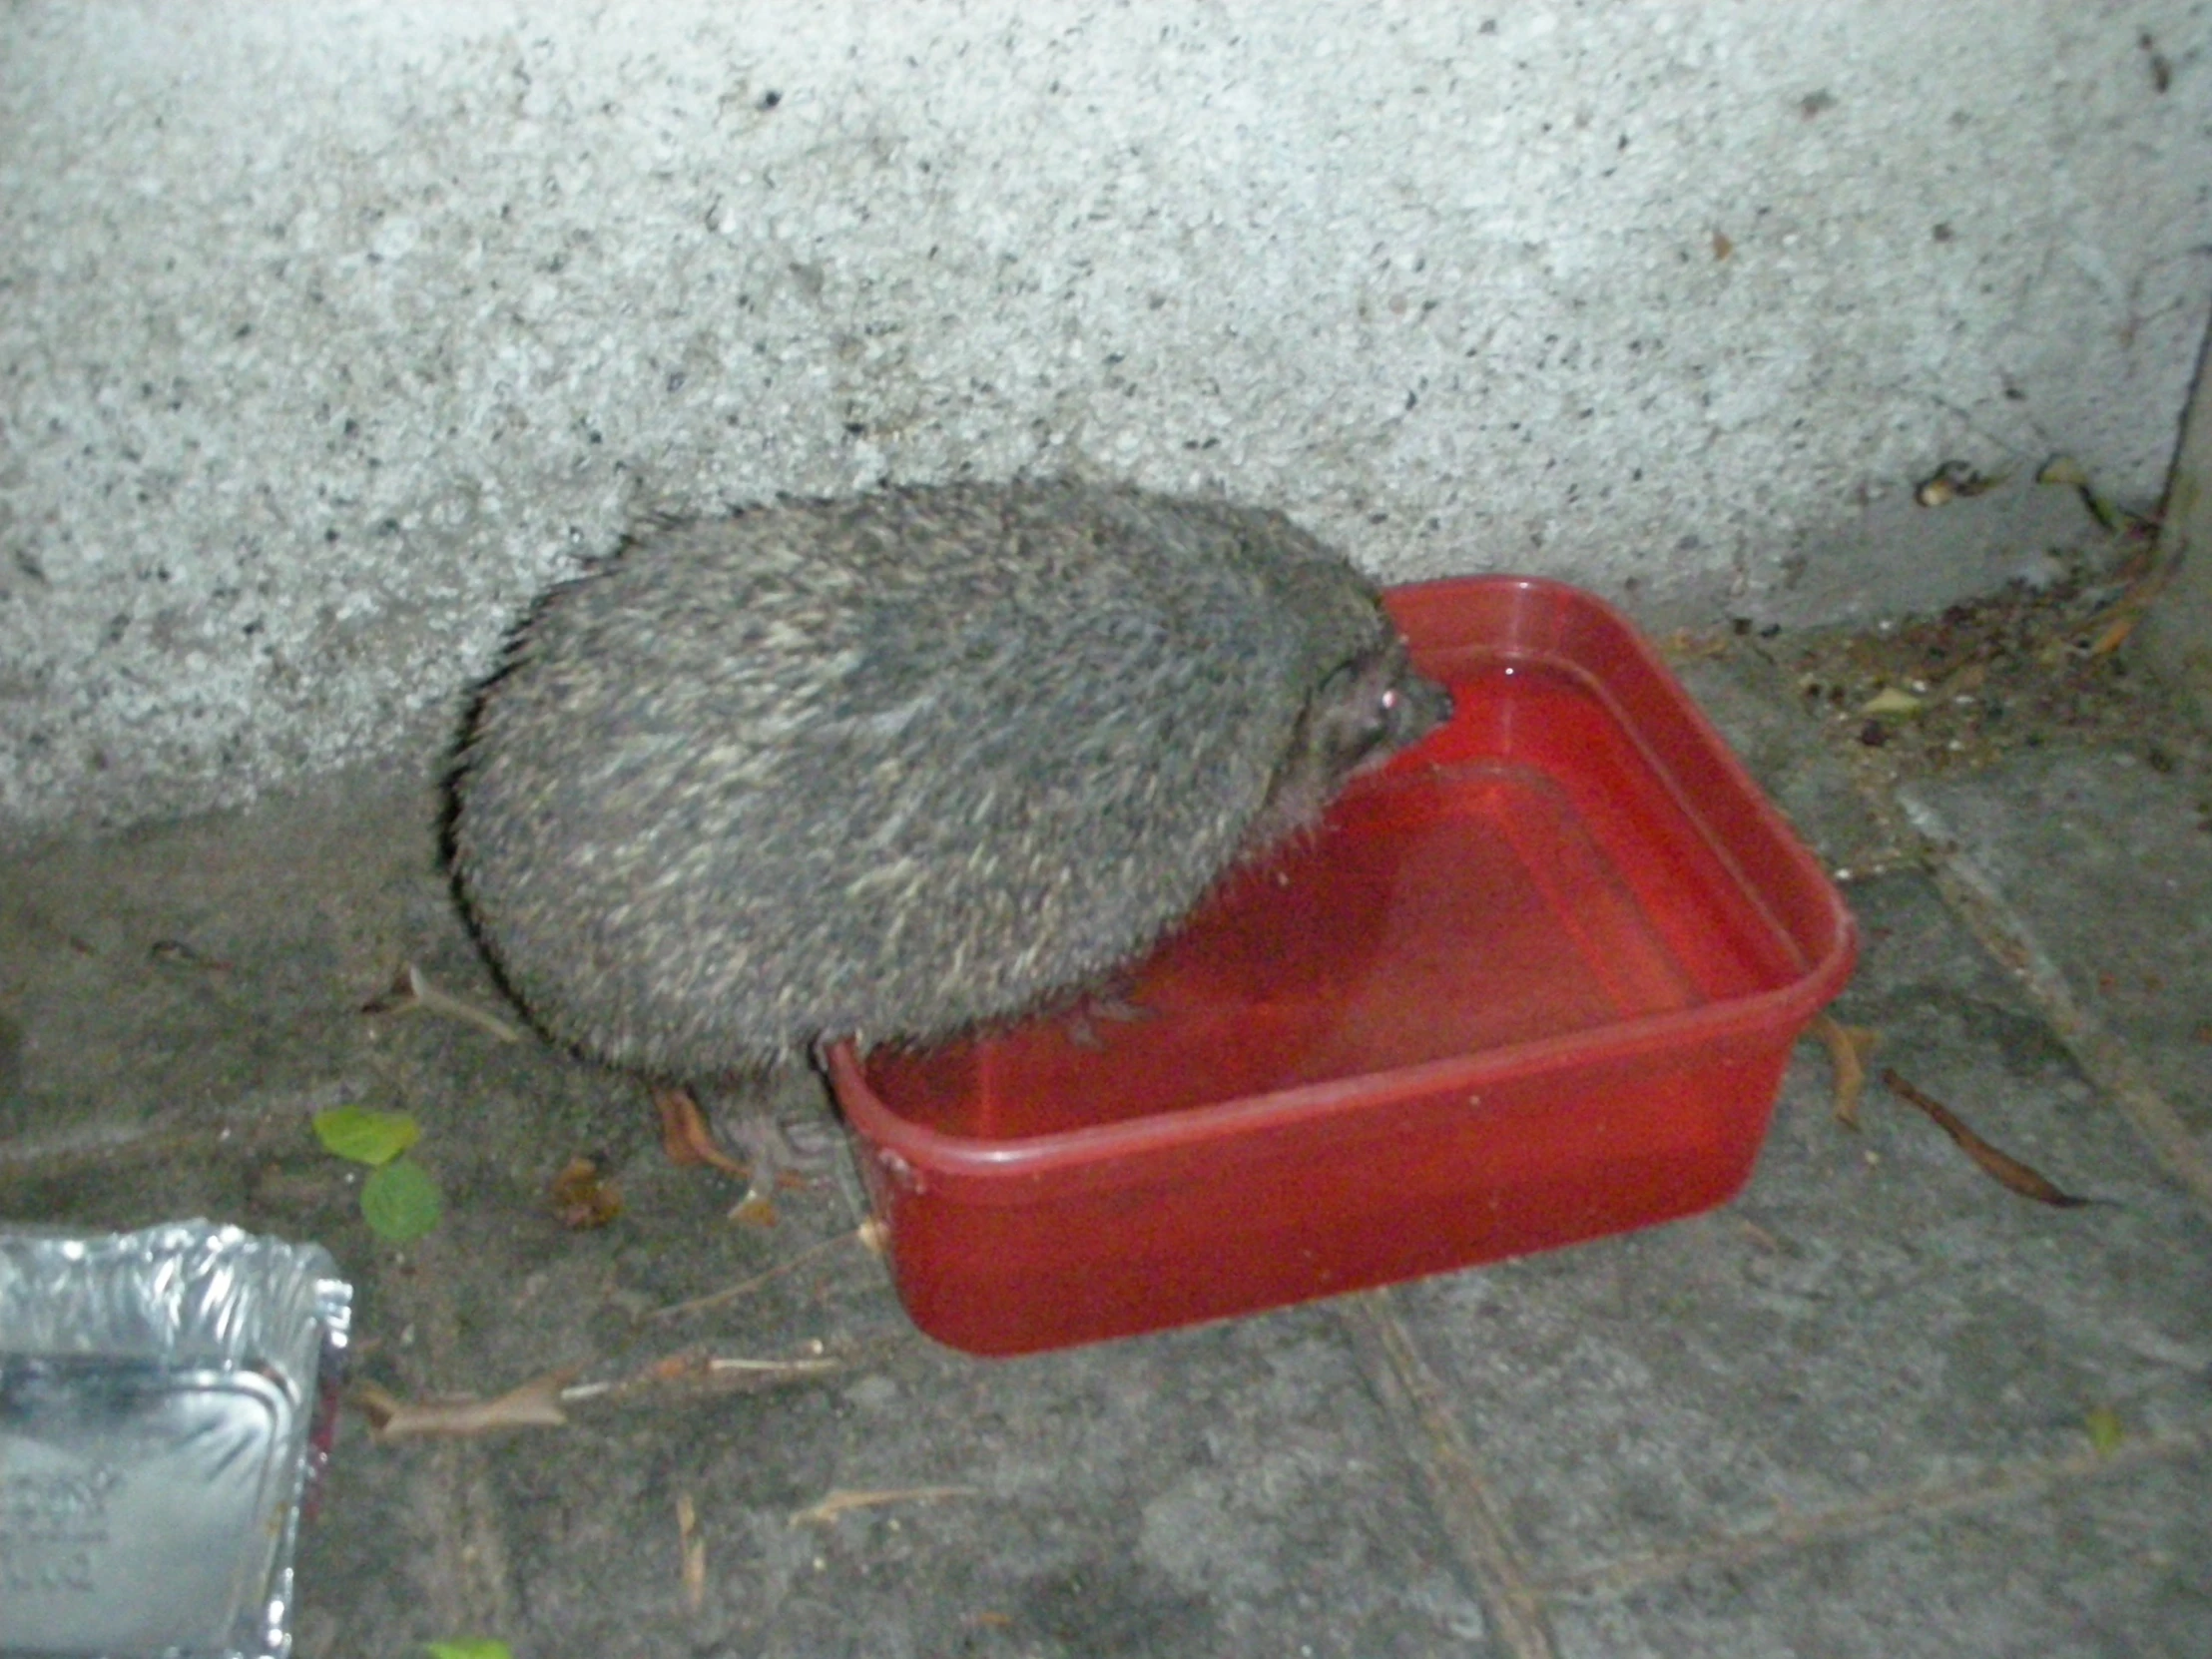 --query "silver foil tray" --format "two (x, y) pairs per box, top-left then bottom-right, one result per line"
(0, 1223), (350, 1659)
(4, 1362), (299, 1654)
